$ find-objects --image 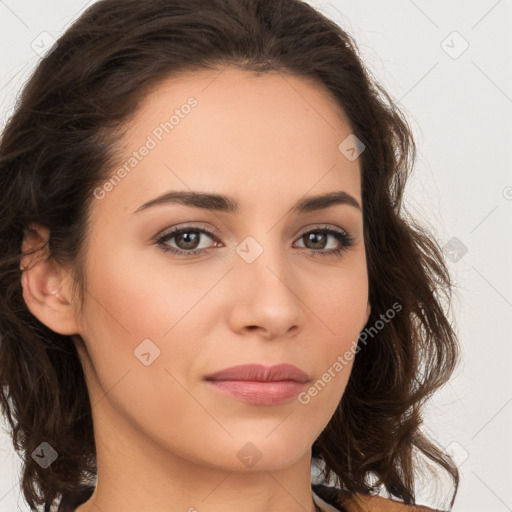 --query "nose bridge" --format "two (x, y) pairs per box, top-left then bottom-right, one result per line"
(230, 228), (302, 334)
(235, 228), (290, 290)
